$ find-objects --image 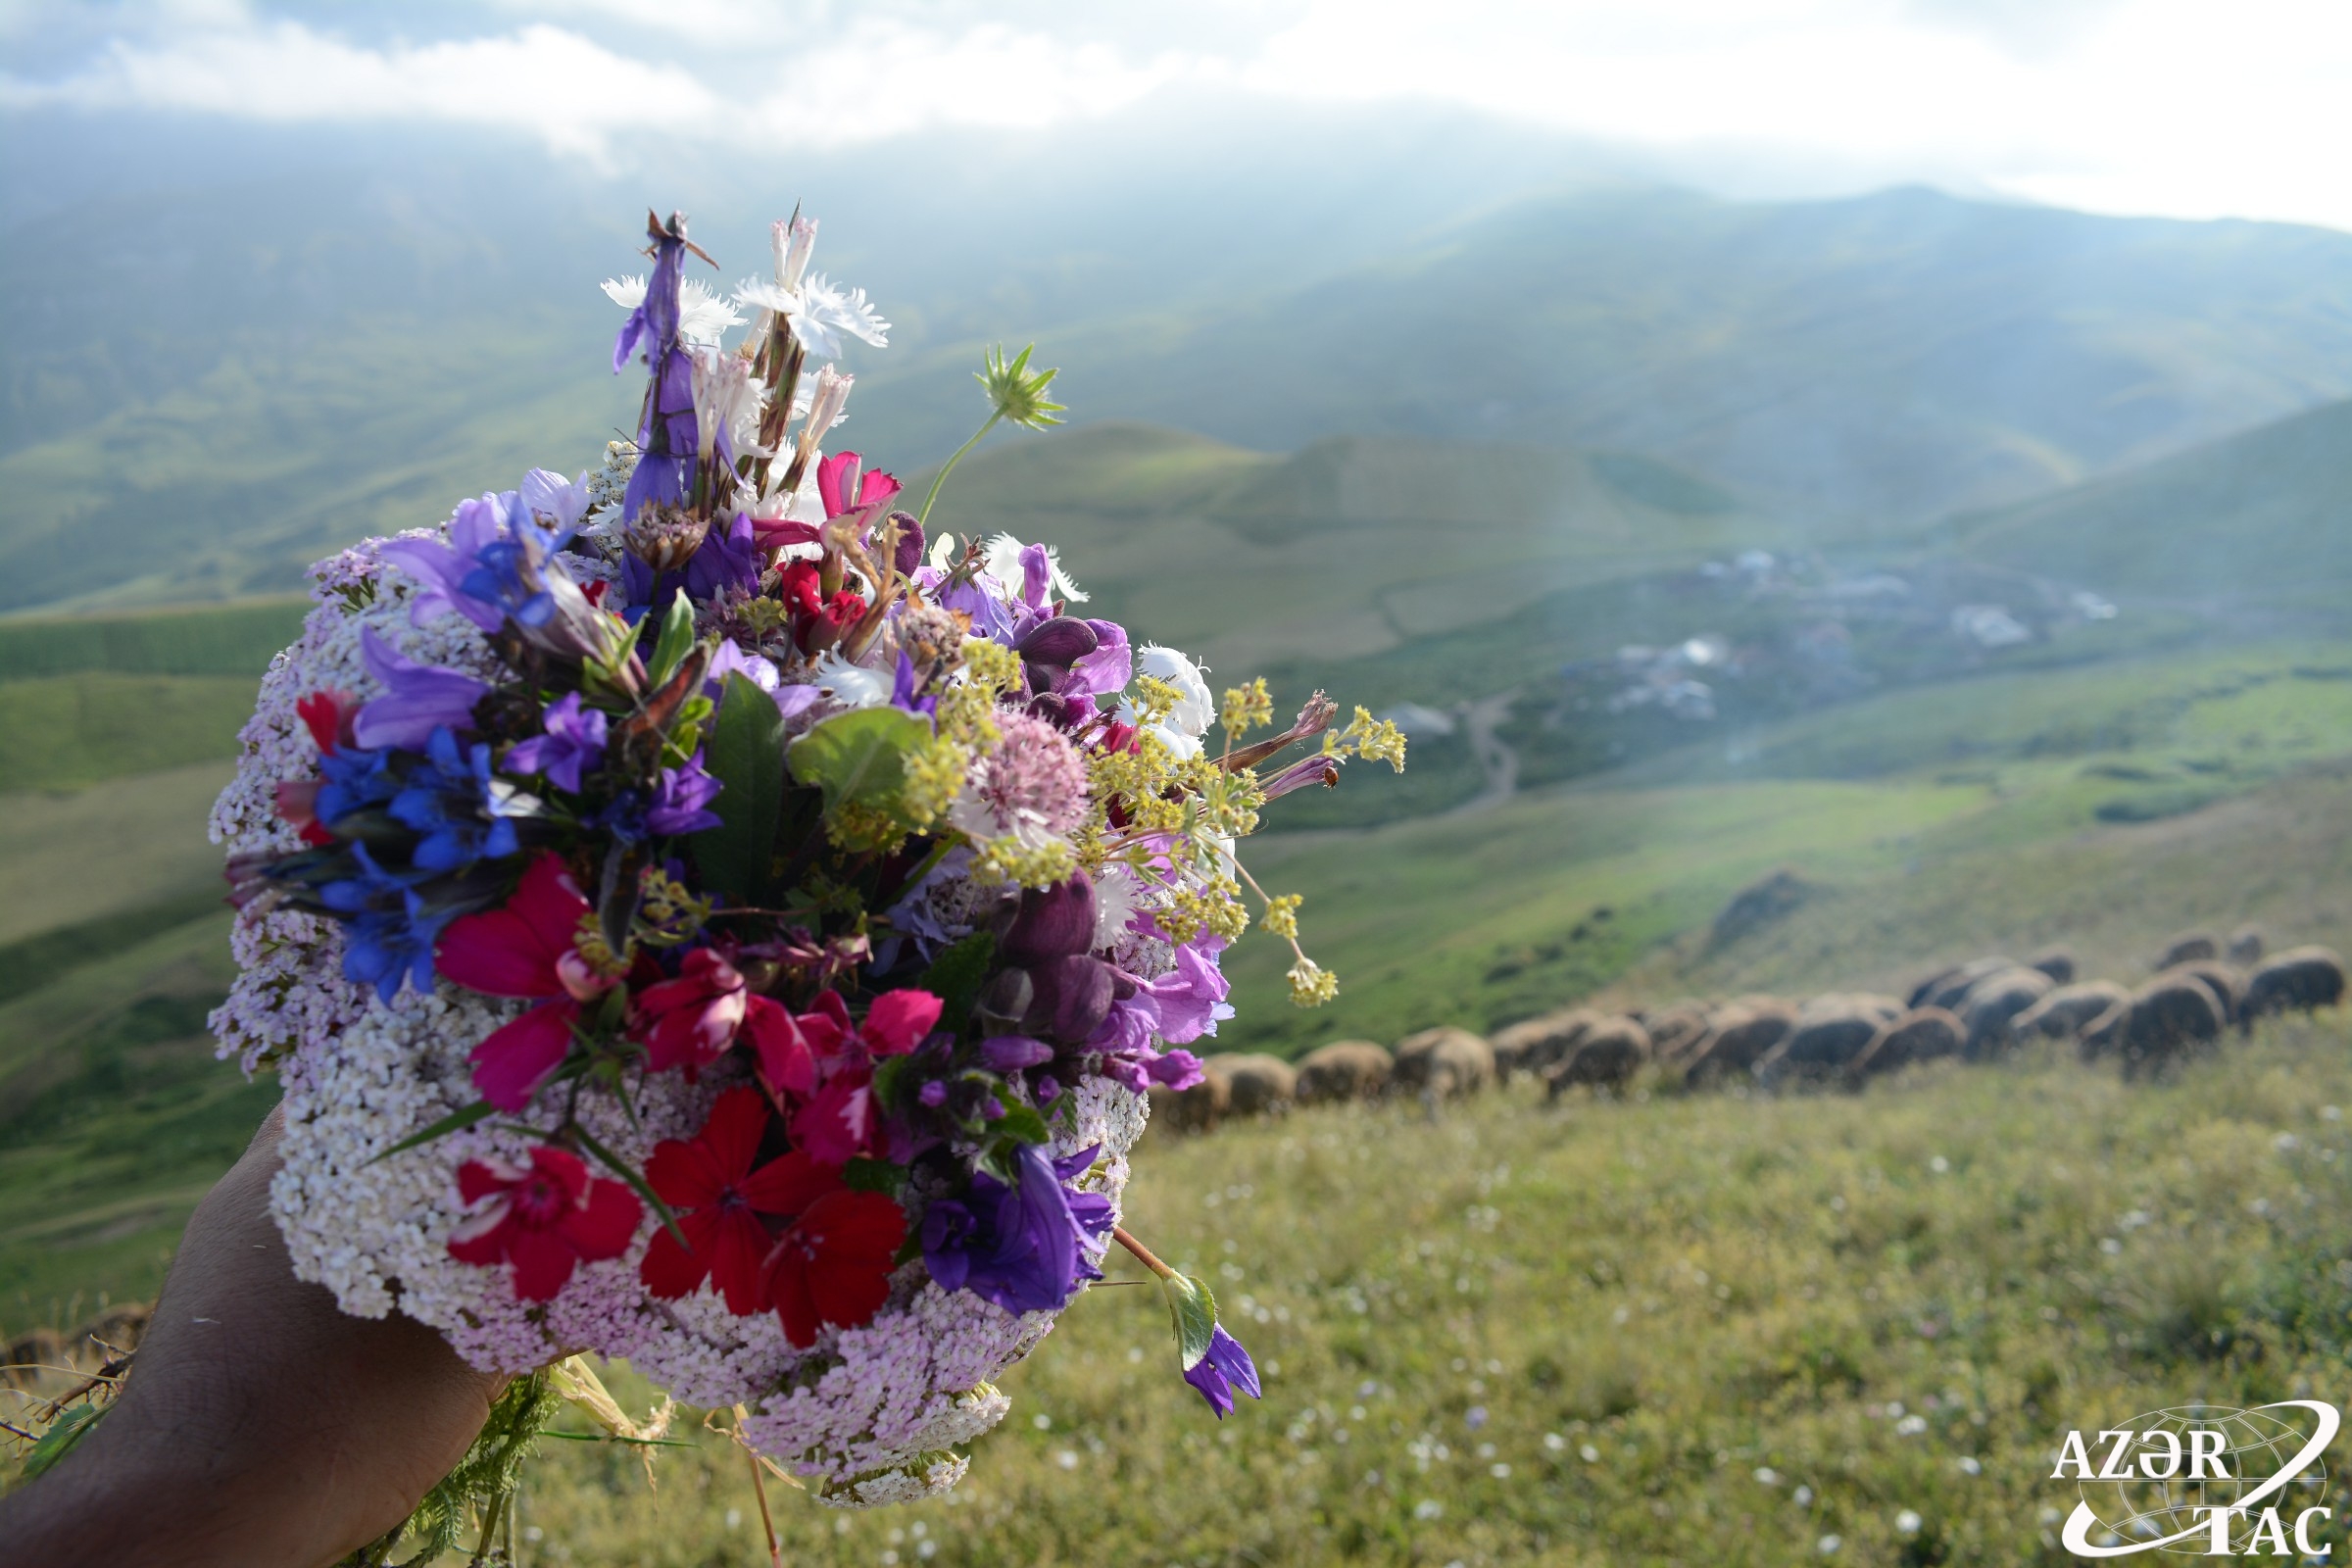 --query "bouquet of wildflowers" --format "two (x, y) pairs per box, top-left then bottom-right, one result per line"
(208, 211), (1403, 1507)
